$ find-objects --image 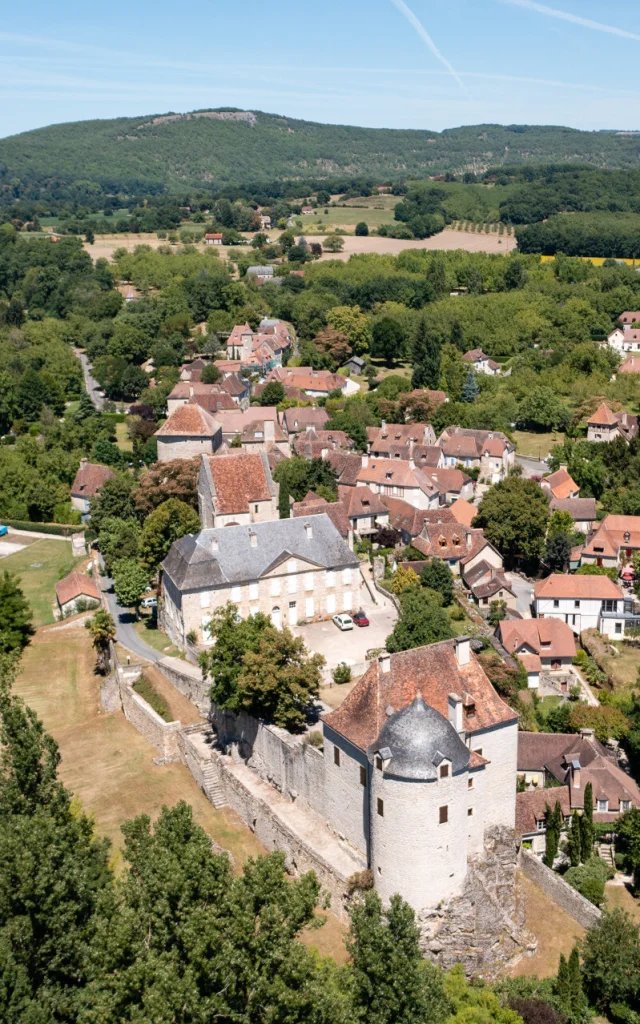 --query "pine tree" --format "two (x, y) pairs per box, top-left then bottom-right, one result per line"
(581, 782), (594, 861)
(0, 571), (34, 655)
(73, 389), (97, 422)
(462, 368), (479, 403)
(412, 316), (442, 390)
(278, 477), (290, 519)
(568, 809), (582, 867)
